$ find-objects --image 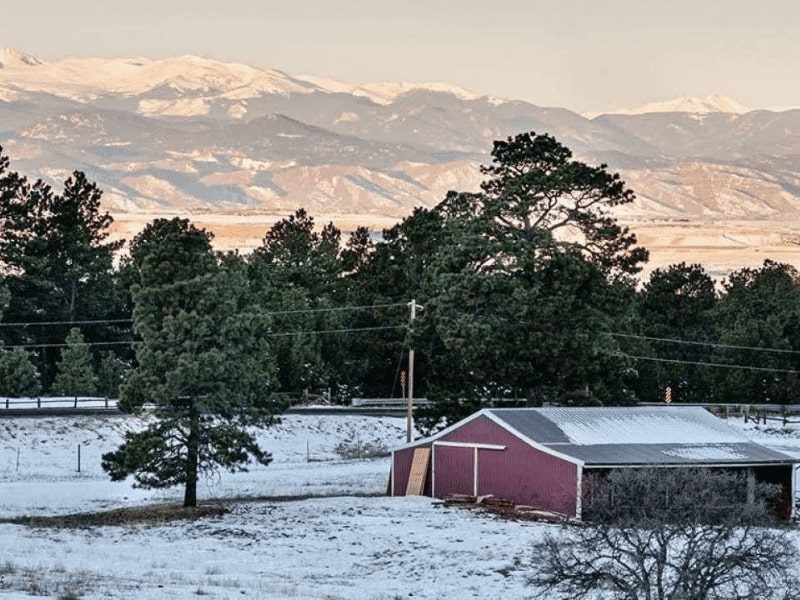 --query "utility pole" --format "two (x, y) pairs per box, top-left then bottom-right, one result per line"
(407, 299), (422, 442)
